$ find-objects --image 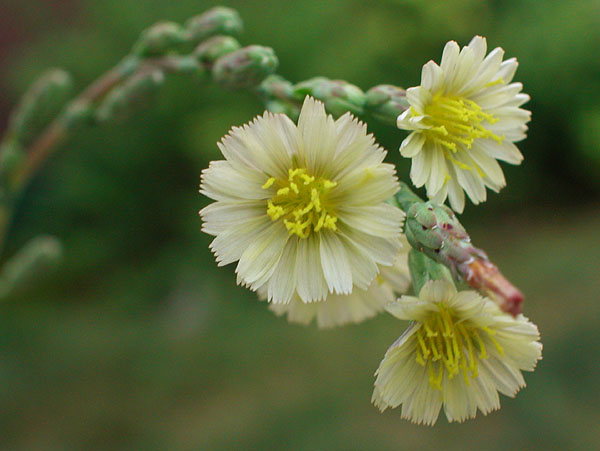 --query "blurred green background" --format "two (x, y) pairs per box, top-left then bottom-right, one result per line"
(1, 0), (599, 449)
